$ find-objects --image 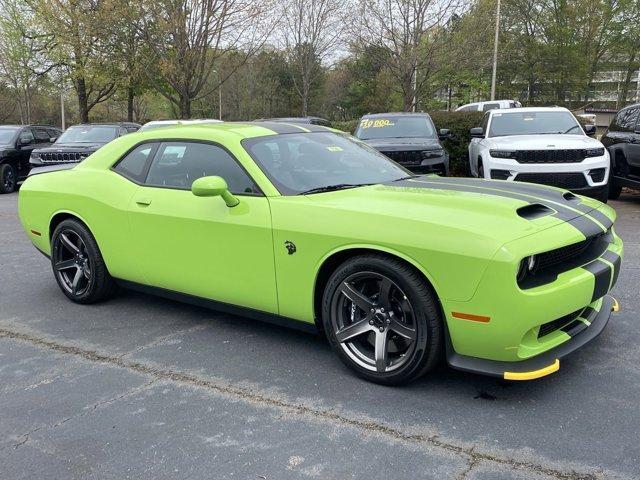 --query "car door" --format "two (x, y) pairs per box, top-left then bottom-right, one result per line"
(15, 128), (37, 179)
(126, 140), (278, 313)
(606, 106), (640, 176)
